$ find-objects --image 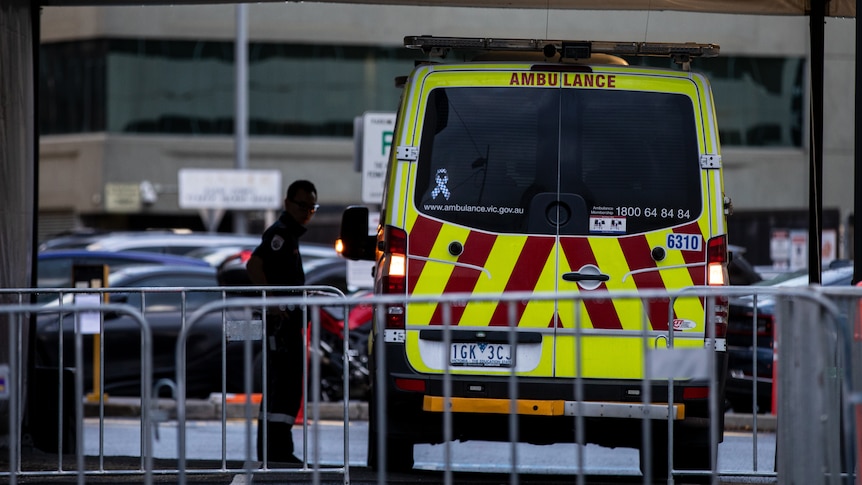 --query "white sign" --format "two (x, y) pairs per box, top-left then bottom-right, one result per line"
(359, 112), (395, 204)
(347, 260), (375, 291)
(178, 169), (282, 210)
(771, 228), (838, 271)
(770, 229), (791, 270)
(75, 293), (102, 335)
(648, 348), (710, 379)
